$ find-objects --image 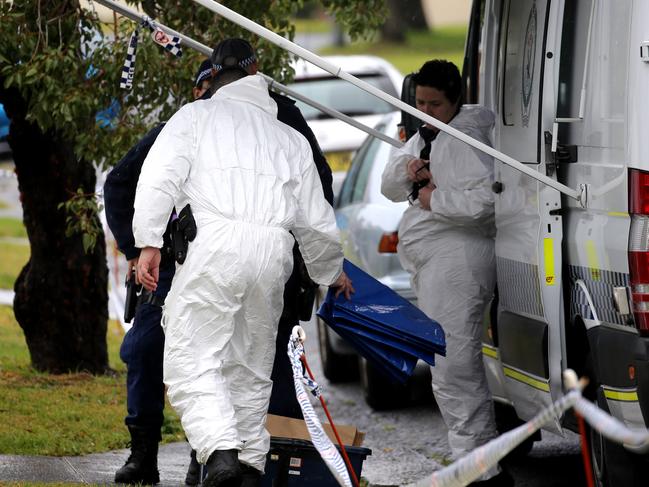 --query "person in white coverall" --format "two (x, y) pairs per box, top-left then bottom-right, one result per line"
(132, 51), (353, 487)
(381, 60), (513, 487)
